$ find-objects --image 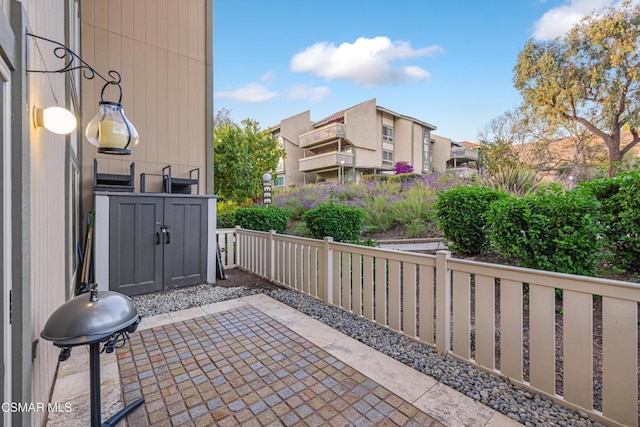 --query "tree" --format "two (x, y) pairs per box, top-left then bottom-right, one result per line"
(478, 106), (540, 174)
(214, 107), (235, 128)
(214, 118), (285, 203)
(514, 1), (640, 176)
